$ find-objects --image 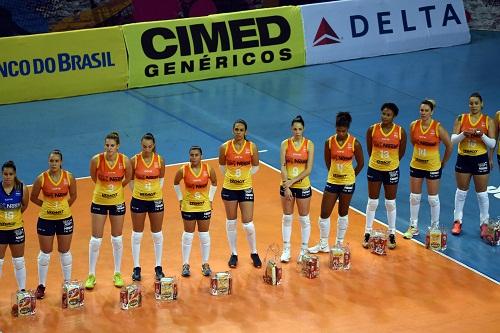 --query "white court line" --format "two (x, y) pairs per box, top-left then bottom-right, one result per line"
(51, 154), (498, 285)
(259, 160), (500, 286)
